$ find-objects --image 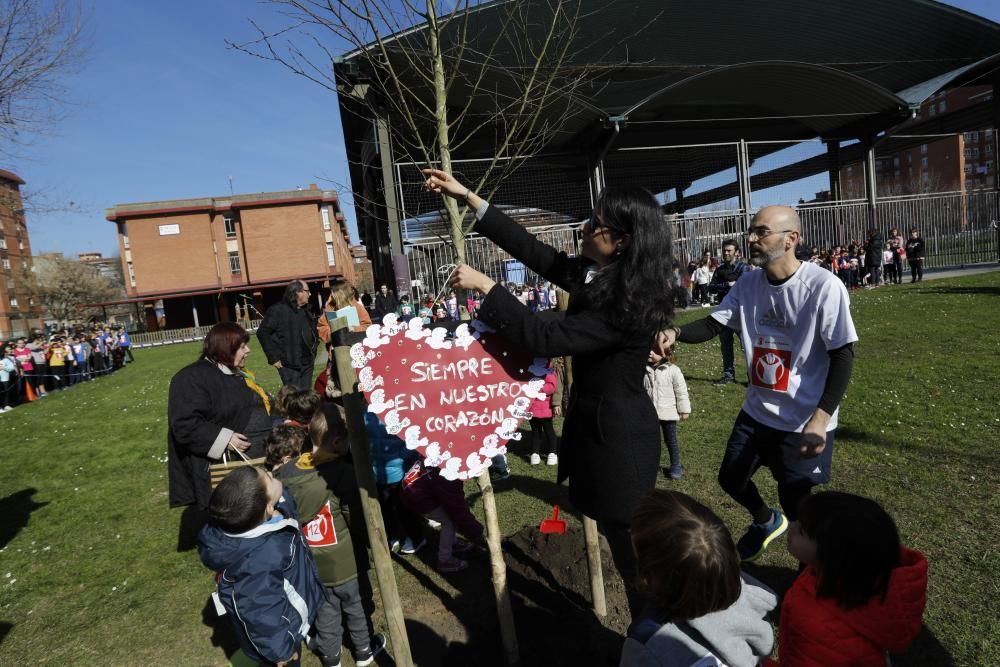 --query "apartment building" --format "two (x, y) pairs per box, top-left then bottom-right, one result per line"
(105, 184), (355, 330)
(0, 169), (44, 338)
